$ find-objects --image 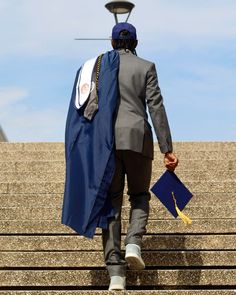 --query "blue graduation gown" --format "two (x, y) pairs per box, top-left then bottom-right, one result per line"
(61, 50), (120, 238)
